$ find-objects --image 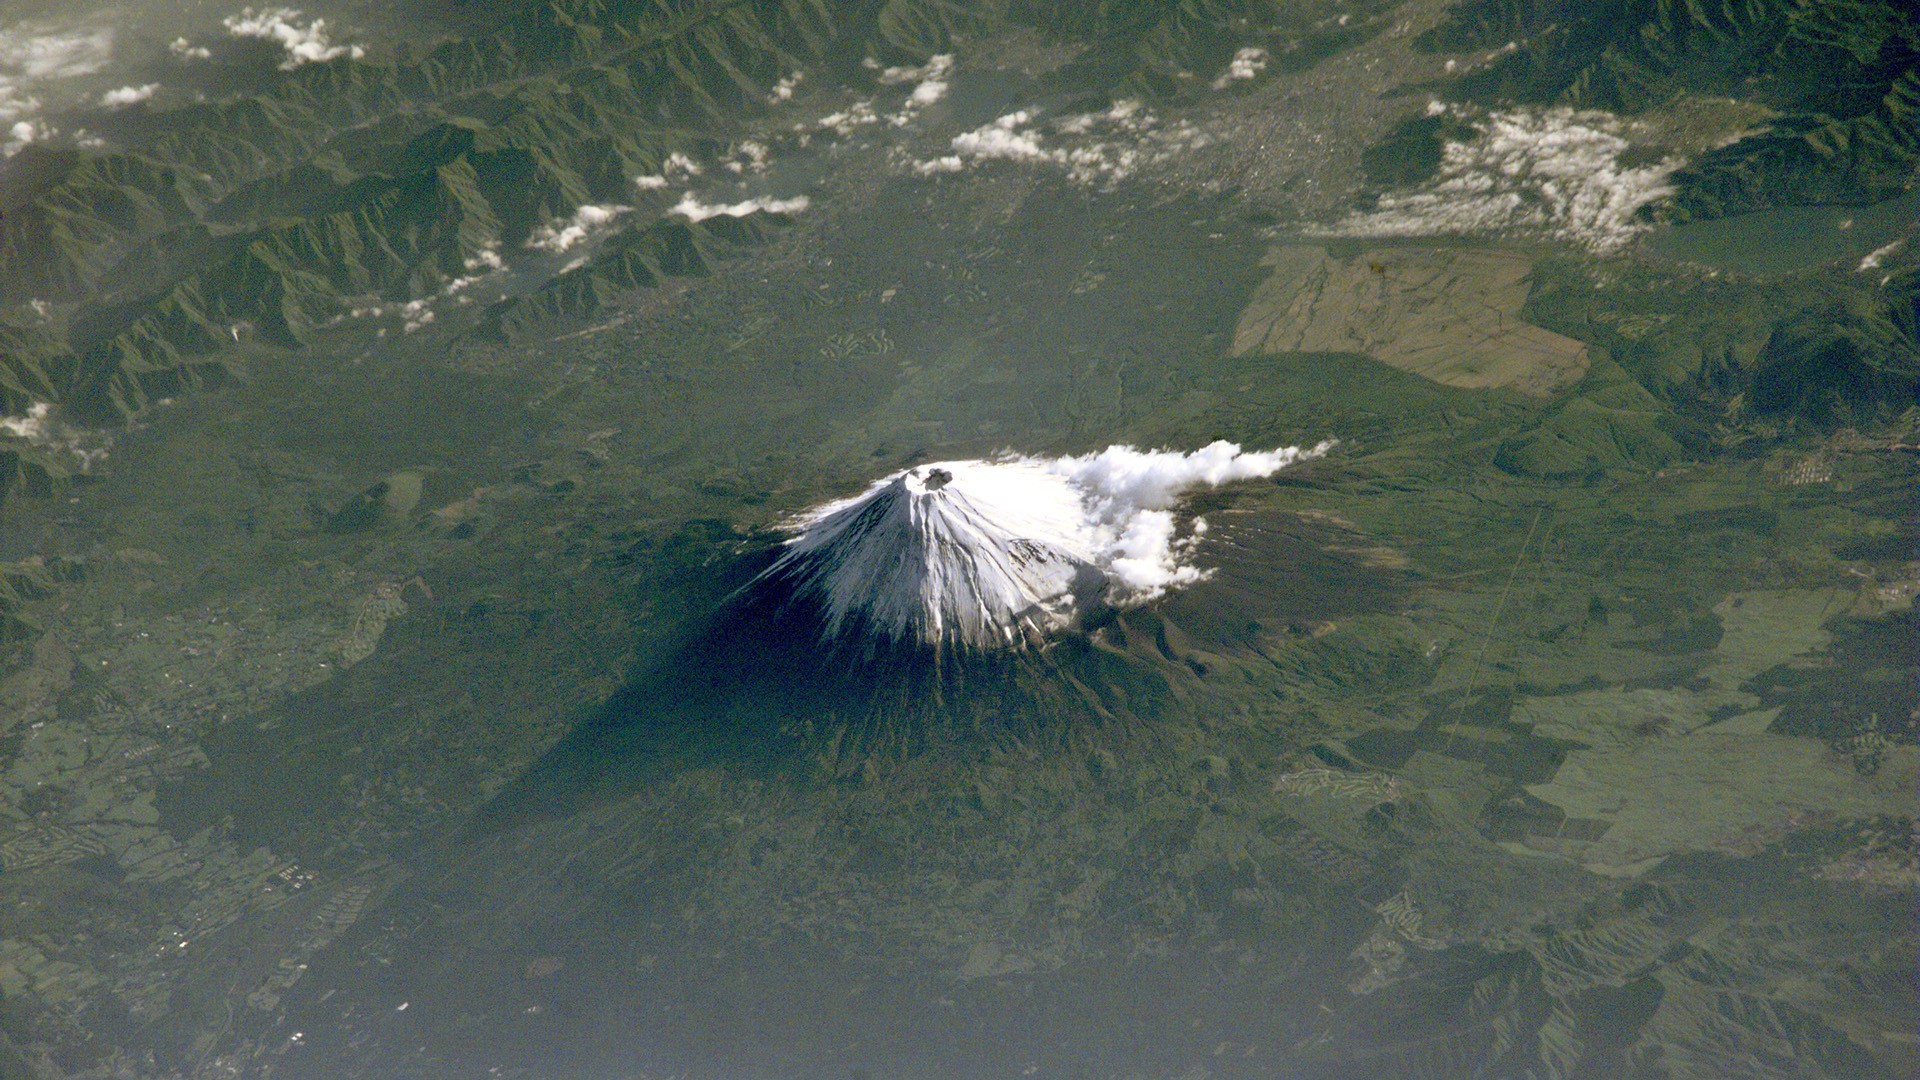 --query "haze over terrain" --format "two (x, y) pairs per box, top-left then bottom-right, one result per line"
(0, 0), (1915, 1077)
